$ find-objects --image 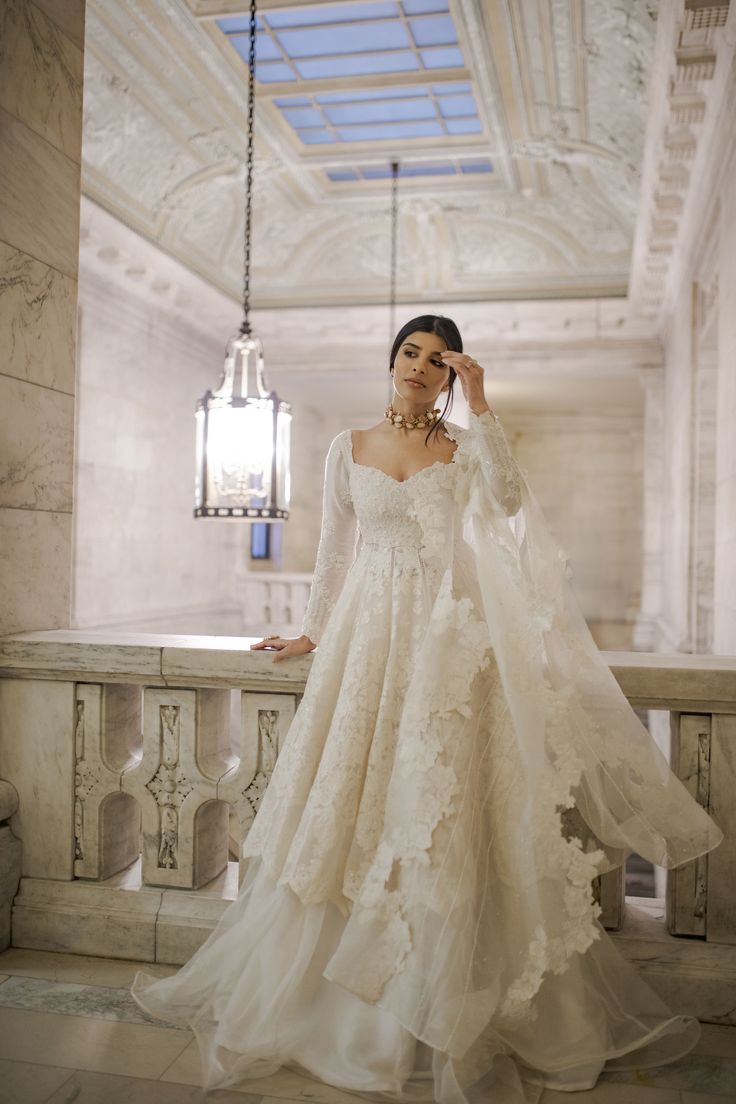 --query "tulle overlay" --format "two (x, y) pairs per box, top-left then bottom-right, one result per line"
(132, 412), (722, 1103)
